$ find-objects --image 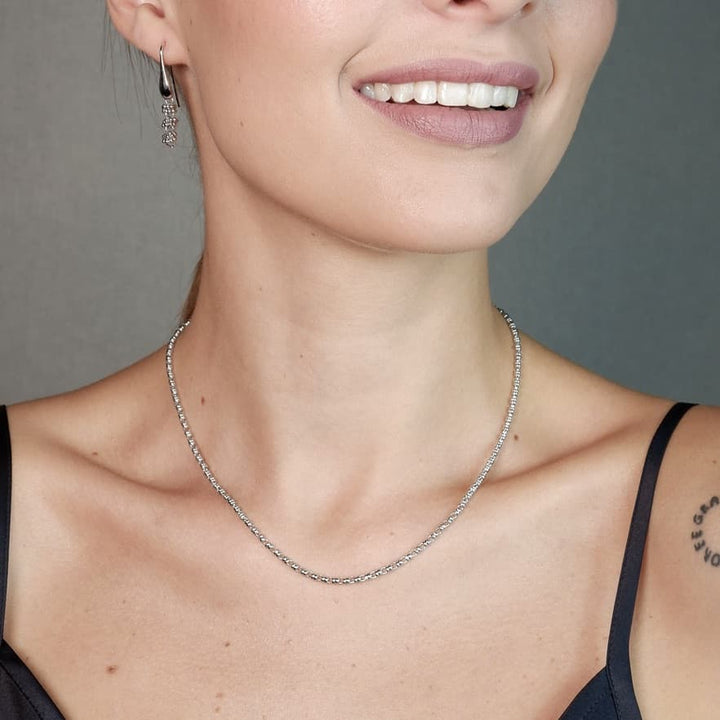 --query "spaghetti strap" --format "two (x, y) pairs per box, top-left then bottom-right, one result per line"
(606, 401), (696, 717)
(0, 406), (11, 641)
